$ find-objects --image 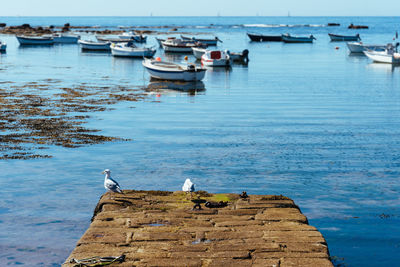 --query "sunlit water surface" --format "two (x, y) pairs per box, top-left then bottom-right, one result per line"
(1, 16), (400, 266)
